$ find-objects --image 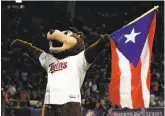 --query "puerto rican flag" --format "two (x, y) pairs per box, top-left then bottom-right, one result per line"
(108, 9), (156, 109)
